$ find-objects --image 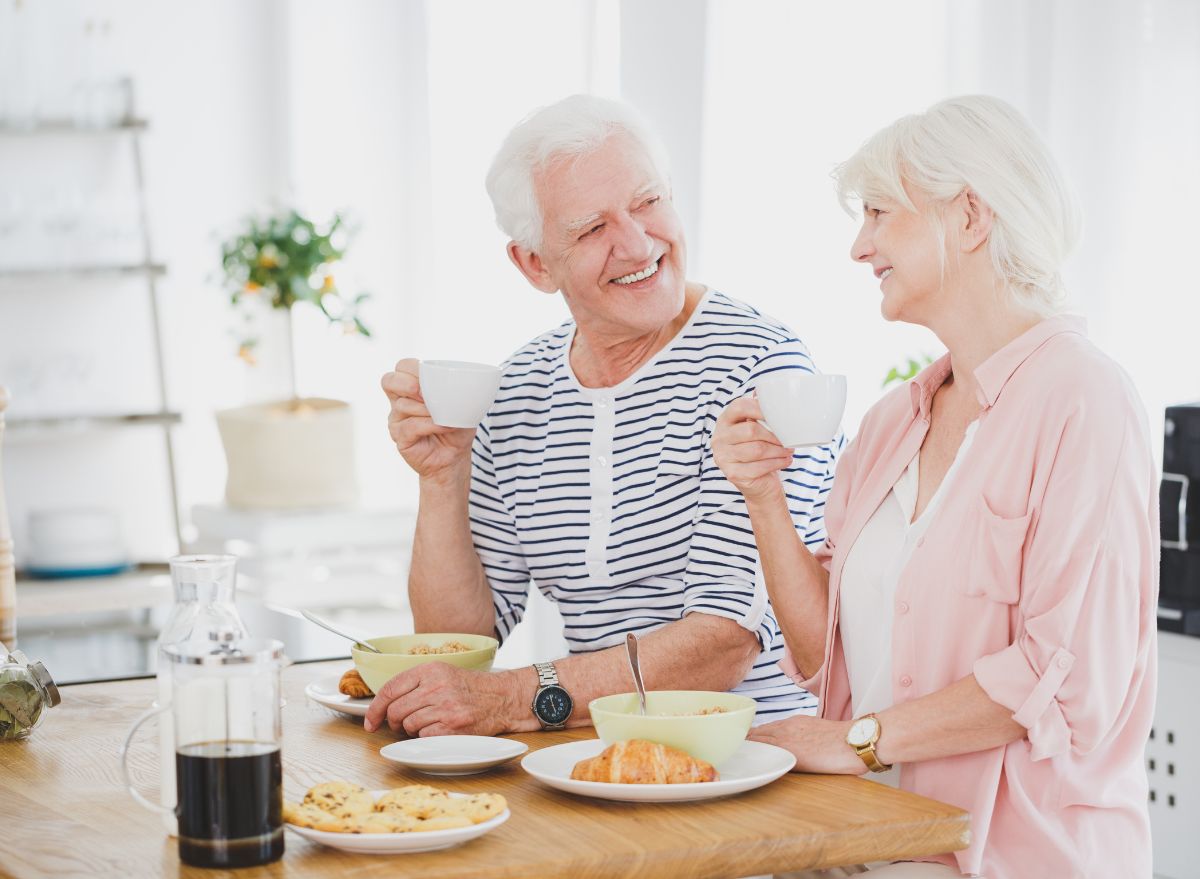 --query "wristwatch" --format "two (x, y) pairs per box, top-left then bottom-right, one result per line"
(531, 661), (573, 730)
(846, 714), (892, 773)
